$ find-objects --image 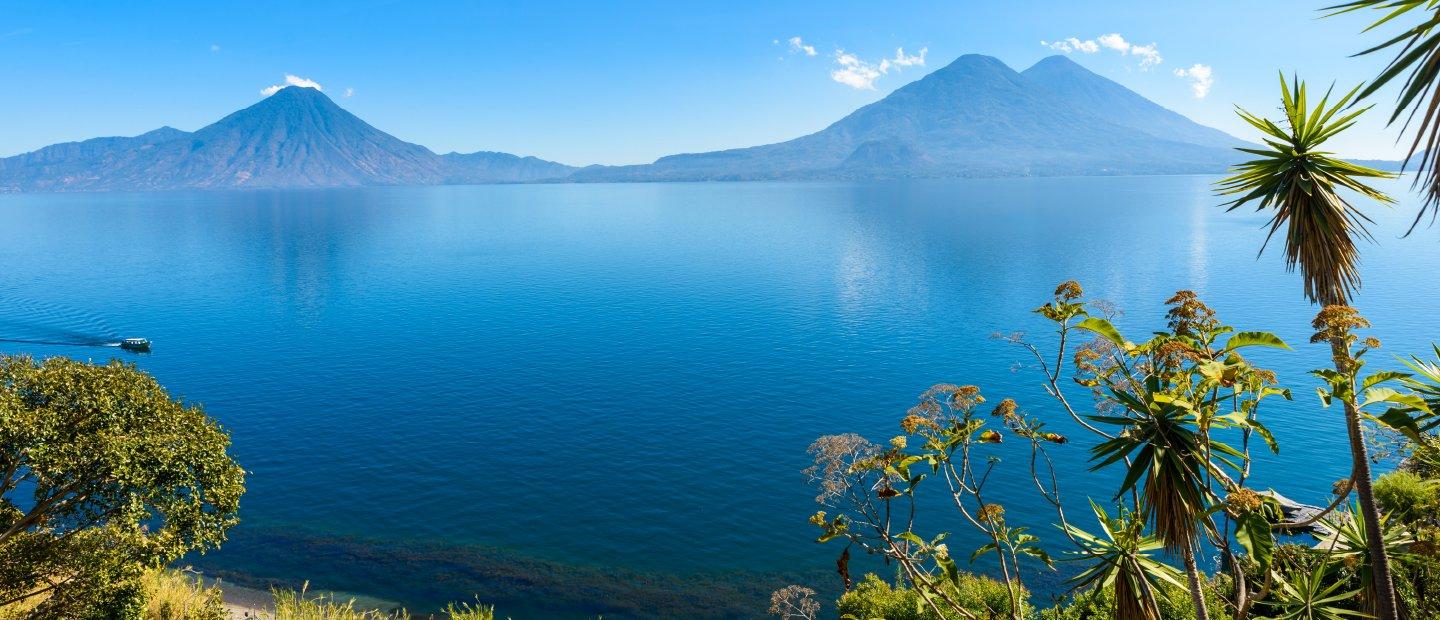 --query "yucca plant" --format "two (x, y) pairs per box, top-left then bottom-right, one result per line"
(1063, 500), (1185, 620)
(1216, 74), (1396, 306)
(1322, 502), (1417, 617)
(1266, 562), (1369, 620)
(1327, 0), (1440, 232)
